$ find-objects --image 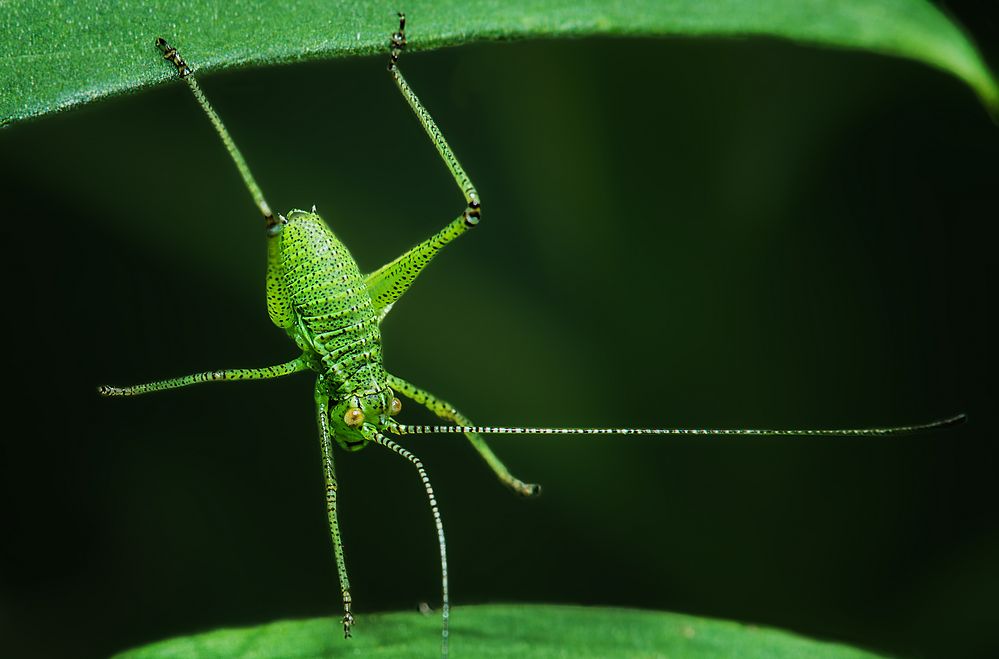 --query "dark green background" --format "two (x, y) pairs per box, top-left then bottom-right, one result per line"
(1, 4), (996, 658)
